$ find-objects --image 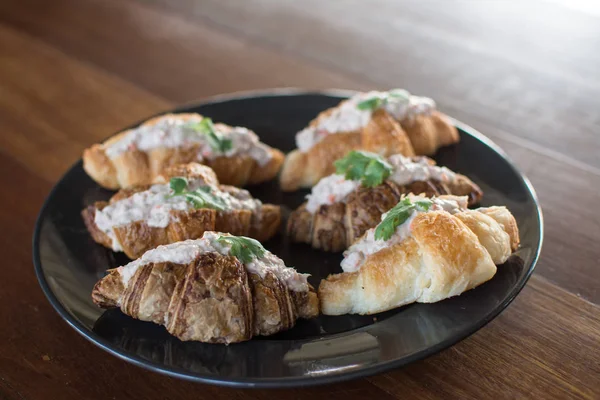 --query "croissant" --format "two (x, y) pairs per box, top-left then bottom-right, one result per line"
(83, 113), (284, 189)
(287, 153), (483, 252)
(319, 195), (519, 315)
(280, 89), (459, 191)
(92, 232), (319, 343)
(82, 163), (281, 259)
